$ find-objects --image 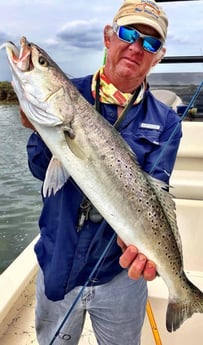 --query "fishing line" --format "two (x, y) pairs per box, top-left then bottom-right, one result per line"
(49, 81), (203, 345)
